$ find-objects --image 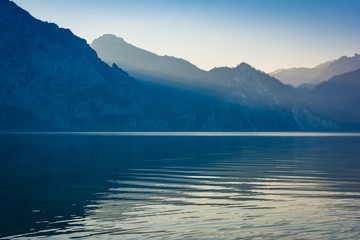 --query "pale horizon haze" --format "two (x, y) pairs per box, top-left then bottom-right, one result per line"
(11, 0), (360, 73)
